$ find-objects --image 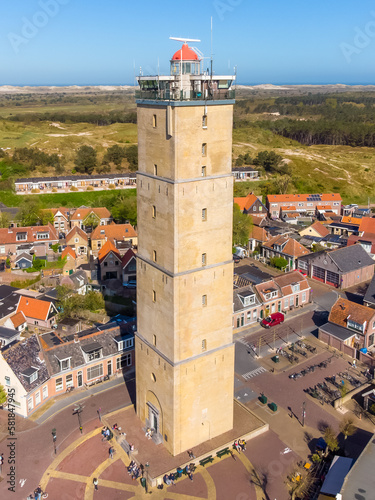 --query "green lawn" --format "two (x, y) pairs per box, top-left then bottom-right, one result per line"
(0, 188), (136, 208)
